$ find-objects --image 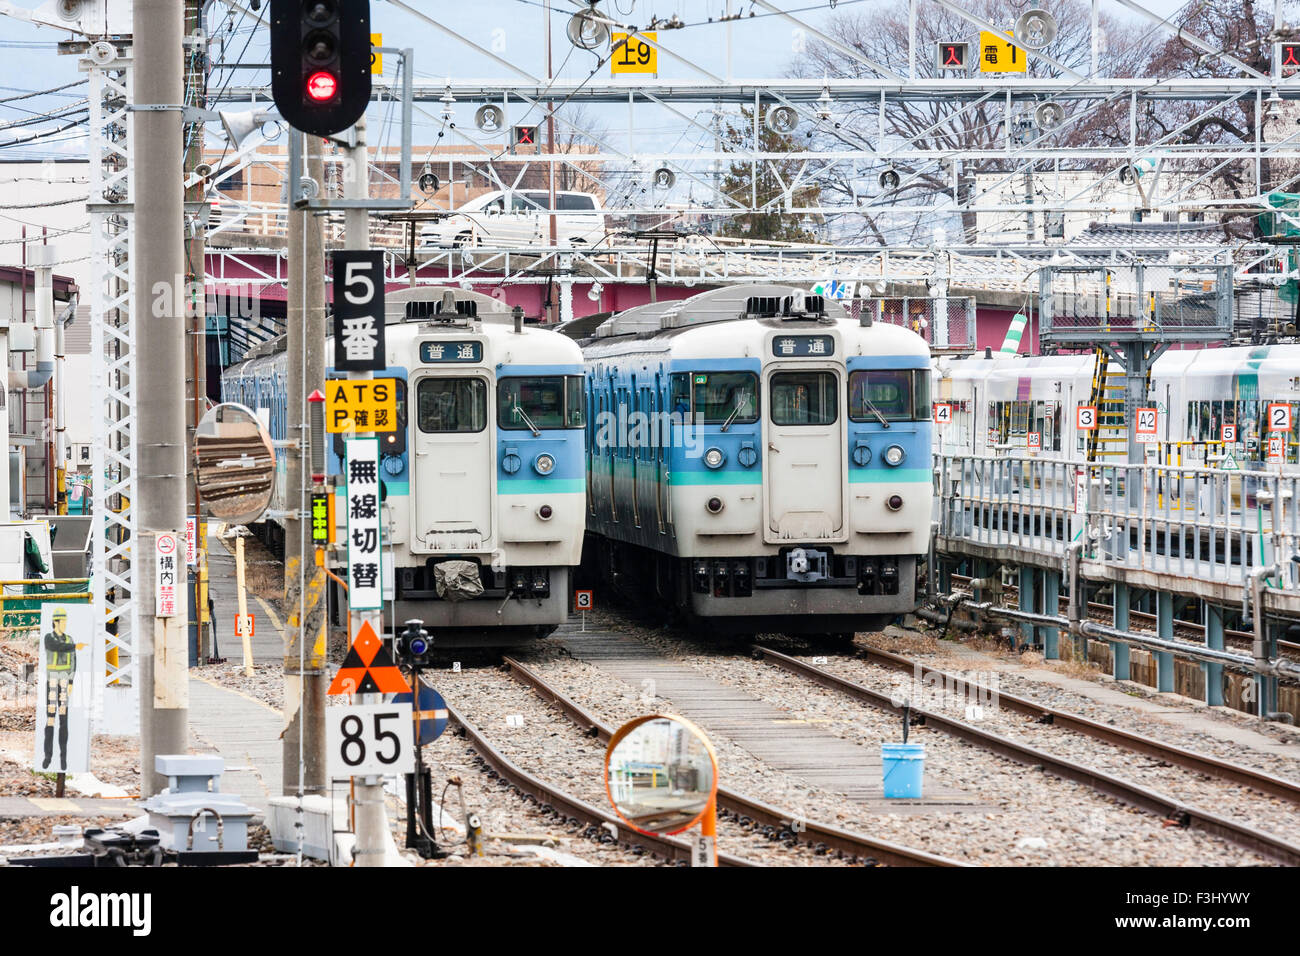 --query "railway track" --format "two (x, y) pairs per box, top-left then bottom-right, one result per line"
(501, 655), (965, 867)
(752, 645), (1300, 867)
(444, 699), (760, 867)
(848, 642), (1300, 805)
